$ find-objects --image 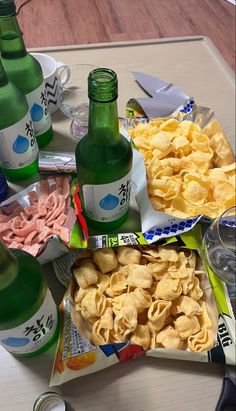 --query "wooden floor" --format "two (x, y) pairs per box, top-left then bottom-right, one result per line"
(16, 0), (235, 71)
